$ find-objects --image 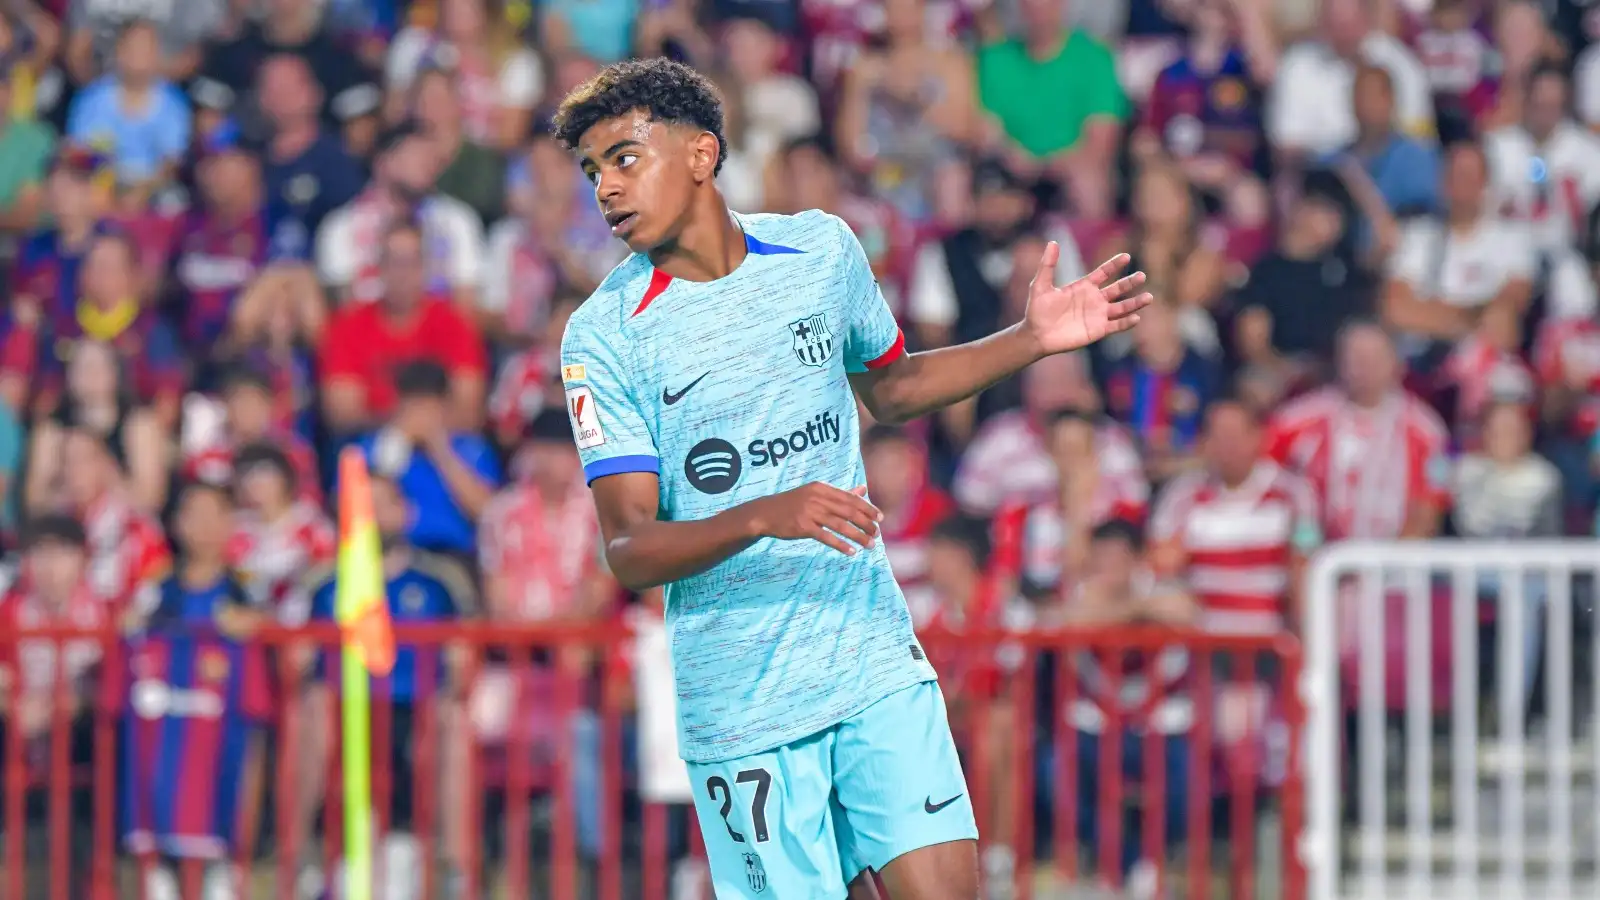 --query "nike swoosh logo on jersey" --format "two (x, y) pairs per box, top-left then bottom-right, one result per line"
(924, 794), (963, 814)
(663, 372), (710, 405)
